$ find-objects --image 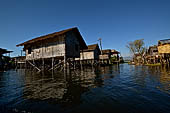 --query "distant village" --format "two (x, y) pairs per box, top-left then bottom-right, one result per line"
(132, 39), (170, 66)
(0, 27), (123, 72)
(0, 27), (170, 71)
